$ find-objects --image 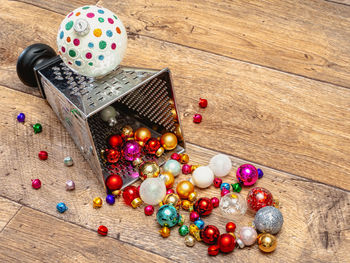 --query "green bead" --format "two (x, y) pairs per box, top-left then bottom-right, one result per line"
(231, 183), (242, 193)
(178, 215), (184, 226)
(33, 123), (42, 134)
(179, 225), (189, 236)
